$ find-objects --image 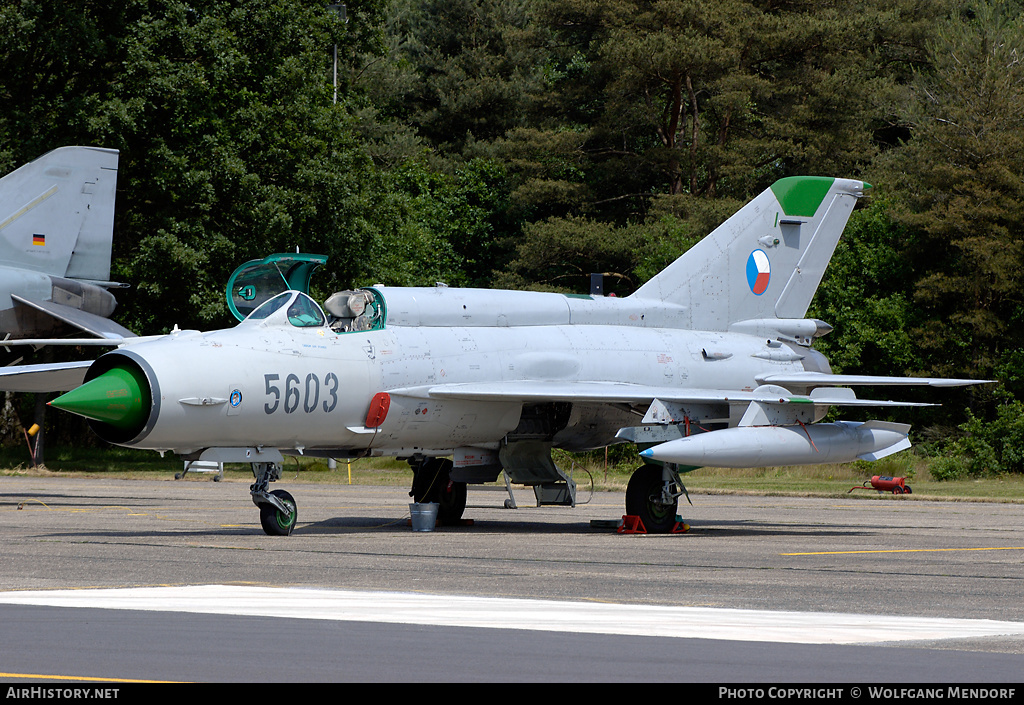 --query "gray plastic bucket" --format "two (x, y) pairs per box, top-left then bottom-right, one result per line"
(409, 502), (439, 532)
